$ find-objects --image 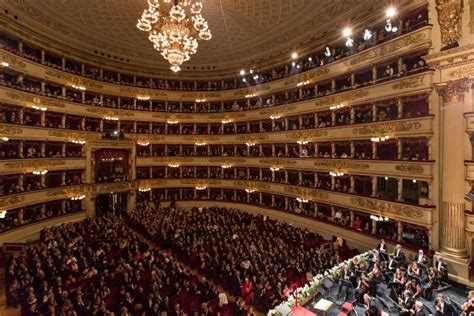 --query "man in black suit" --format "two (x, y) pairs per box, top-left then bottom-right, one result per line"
(338, 264), (354, 300)
(414, 249), (429, 271)
(394, 244), (406, 267)
(400, 290), (415, 316)
(376, 239), (388, 262)
(412, 301), (427, 316)
(435, 256), (449, 283)
(435, 294), (455, 316)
